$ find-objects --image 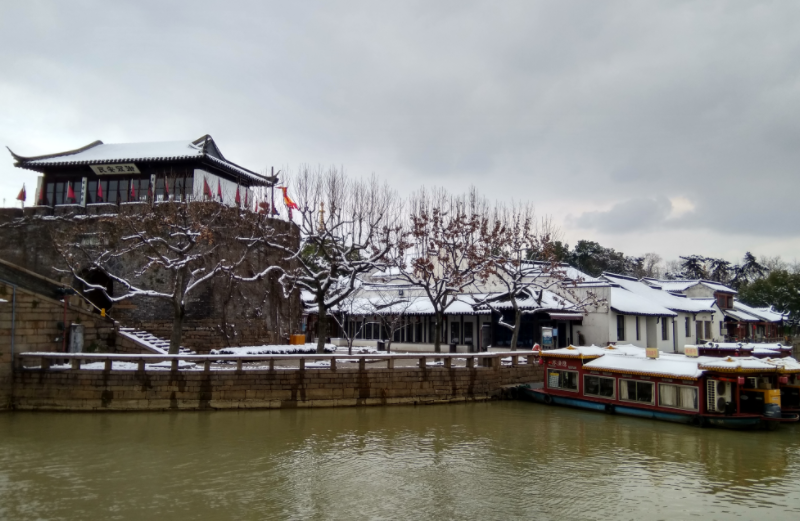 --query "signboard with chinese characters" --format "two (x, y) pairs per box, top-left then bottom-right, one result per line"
(646, 347), (660, 359)
(684, 346), (699, 358)
(90, 164), (140, 175)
